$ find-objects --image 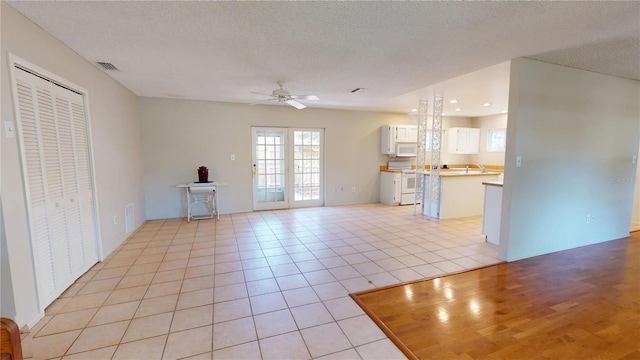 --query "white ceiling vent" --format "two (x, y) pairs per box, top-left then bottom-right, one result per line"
(97, 62), (118, 71)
